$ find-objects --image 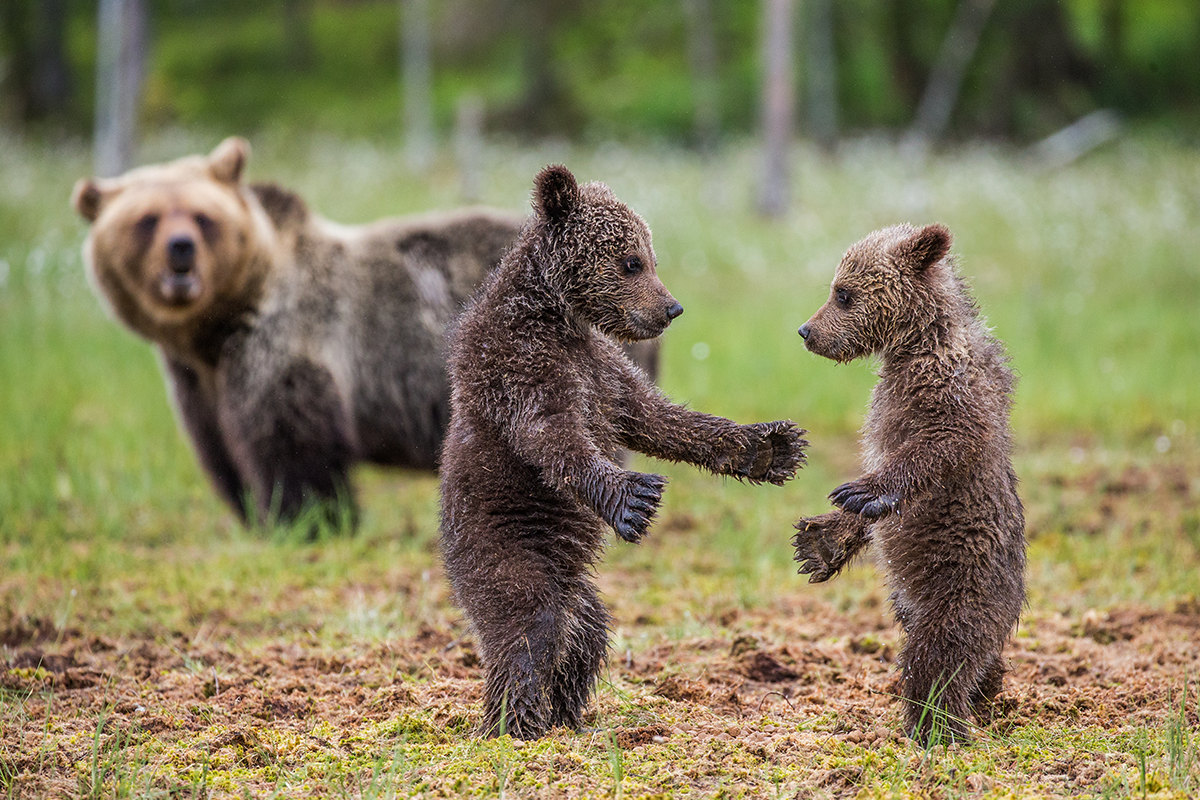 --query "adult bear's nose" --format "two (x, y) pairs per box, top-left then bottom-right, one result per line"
(798, 323), (811, 340)
(666, 302), (684, 320)
(168, 236), (196, 272)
